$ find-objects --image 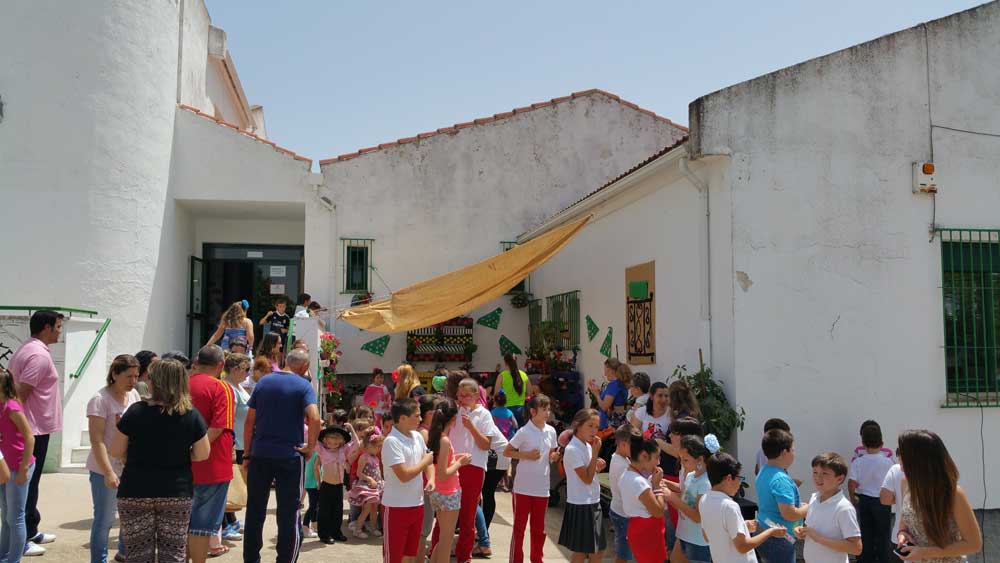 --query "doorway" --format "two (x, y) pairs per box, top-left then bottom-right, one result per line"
(189, 244), (304, 355)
